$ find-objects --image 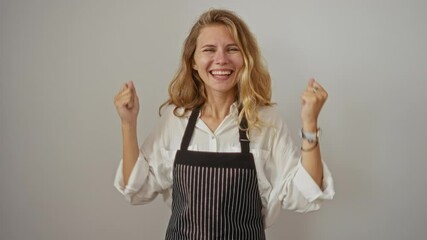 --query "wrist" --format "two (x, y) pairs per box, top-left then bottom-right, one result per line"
(300, 127), (321, 144)
(121, 122), (137, 131)
(302, 122), (318, 132)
